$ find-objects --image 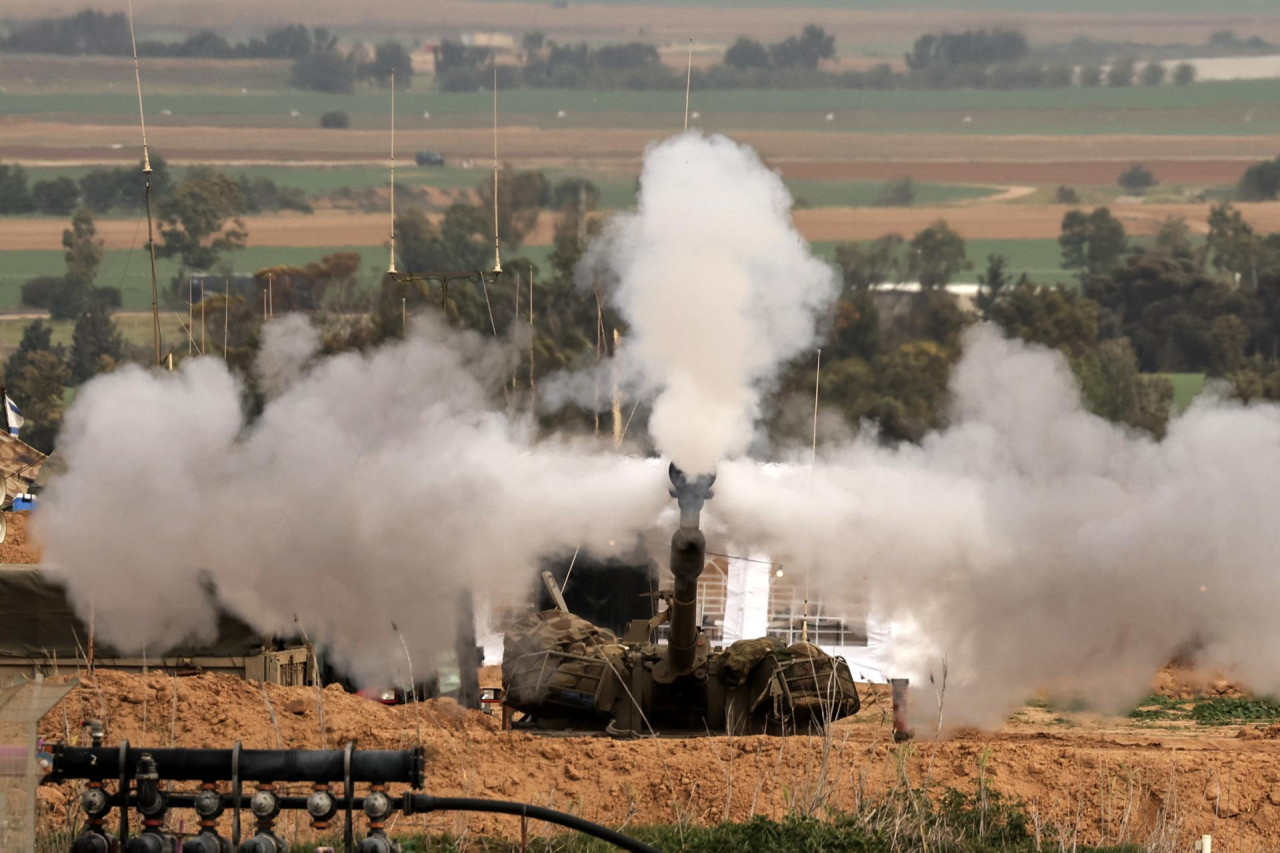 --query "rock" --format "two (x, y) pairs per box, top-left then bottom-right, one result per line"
(1269, 787), (1280, 807)
(564, 763), (583, 782)
(285, 697), (310, 715)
